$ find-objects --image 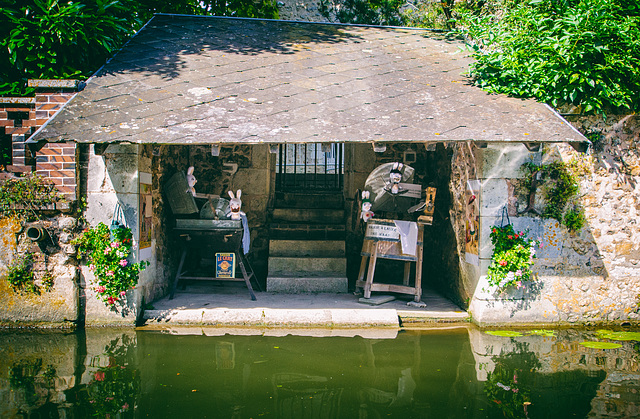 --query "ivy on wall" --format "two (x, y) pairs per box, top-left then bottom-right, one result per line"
(0, 174), (65, 294)
(521, 160), (586, 232)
